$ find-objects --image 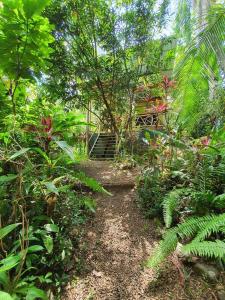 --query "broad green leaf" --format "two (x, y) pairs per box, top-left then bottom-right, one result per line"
(27, 245), (44, 253)
(33, 215), (51, 222)
(0, 174), (17, 184)
(43, 235), (53, 254)
(55, 140), (74, 161)
(0, 271), (9, 286)
(44, 224), (59, 233)
(0, 291), (13, 300)
(23, 0), (51, 18)
(25, 286), (48, 300)
(9, 148), (30, 160)
(1, 0), (21, 10)
(43, 182), (59, 195)
(0, 255), (21, 272)
(0, 223), (21, 240)
(61, 250), (65, 260)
